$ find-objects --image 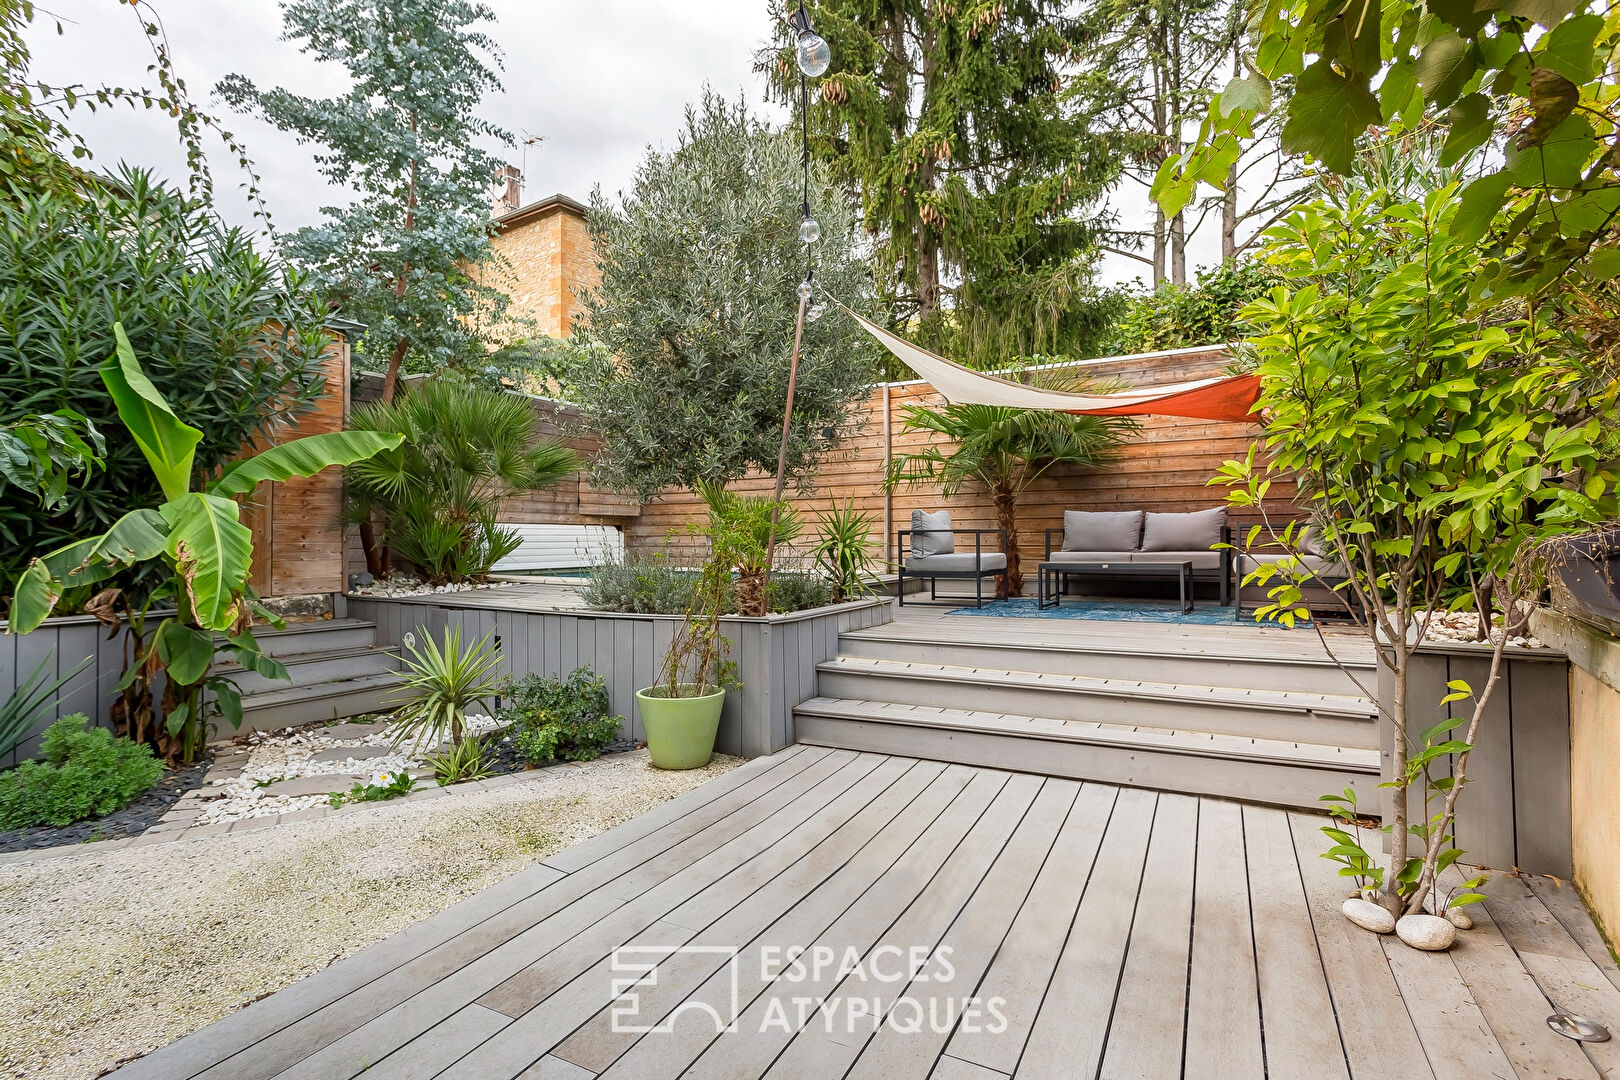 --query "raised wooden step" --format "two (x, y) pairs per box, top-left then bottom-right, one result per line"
(792, 697), (1379, 810)
(837, 625), (1375, 696)
(237, 672), (411, 732)
(245, 618), (381, 658)
(814, 656), (1379, 749)
(213, 644), (401, 696)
